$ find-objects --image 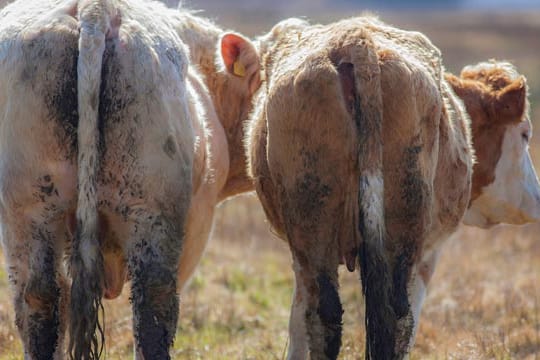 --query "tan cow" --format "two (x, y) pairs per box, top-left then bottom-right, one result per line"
(0, 0), (261, 359)
(223, 17), (540, 359)
(167, 11), (261, 289)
